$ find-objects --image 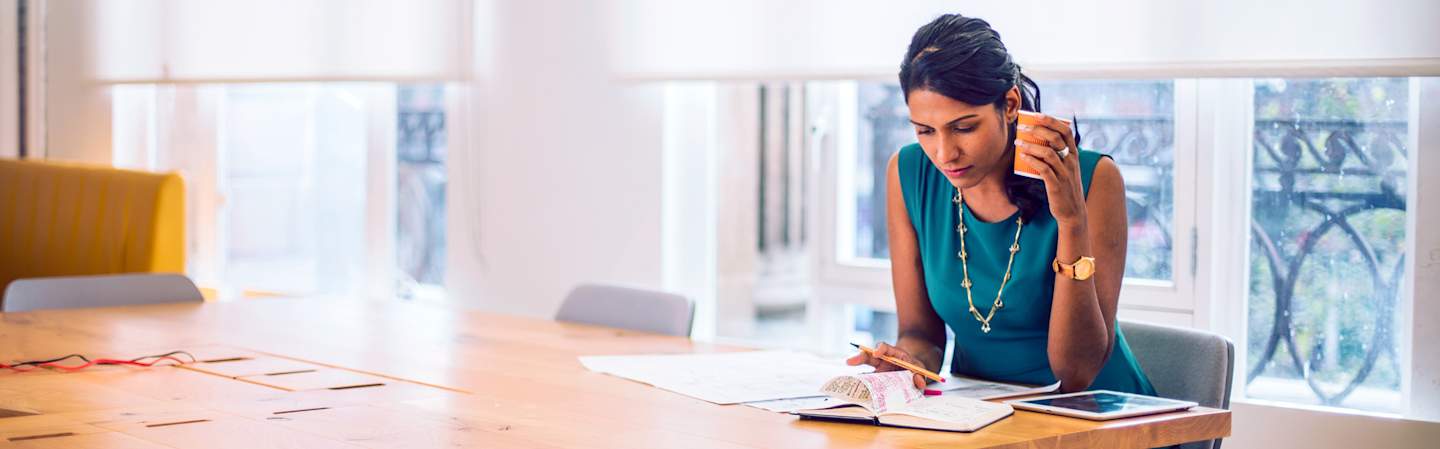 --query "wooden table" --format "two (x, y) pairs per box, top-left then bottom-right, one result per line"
(0, 298), (1229, 448)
